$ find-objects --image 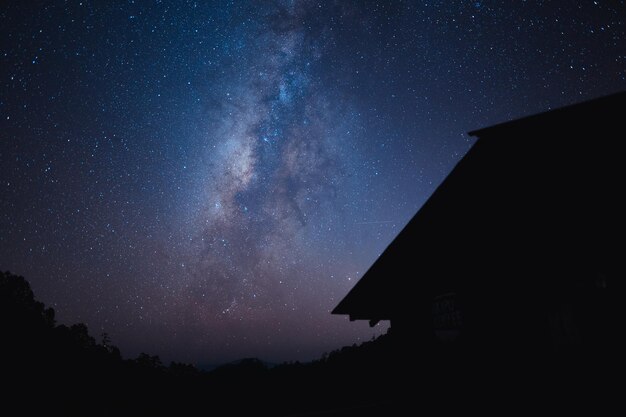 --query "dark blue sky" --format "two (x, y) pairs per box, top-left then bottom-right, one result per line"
(1, 1), (624, 364)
